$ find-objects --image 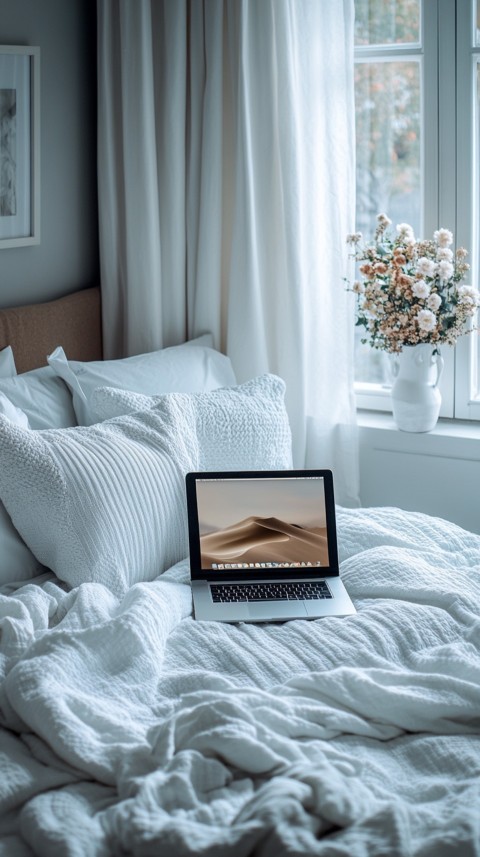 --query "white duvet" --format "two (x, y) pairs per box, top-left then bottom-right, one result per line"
(1, 506), (480, 856)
